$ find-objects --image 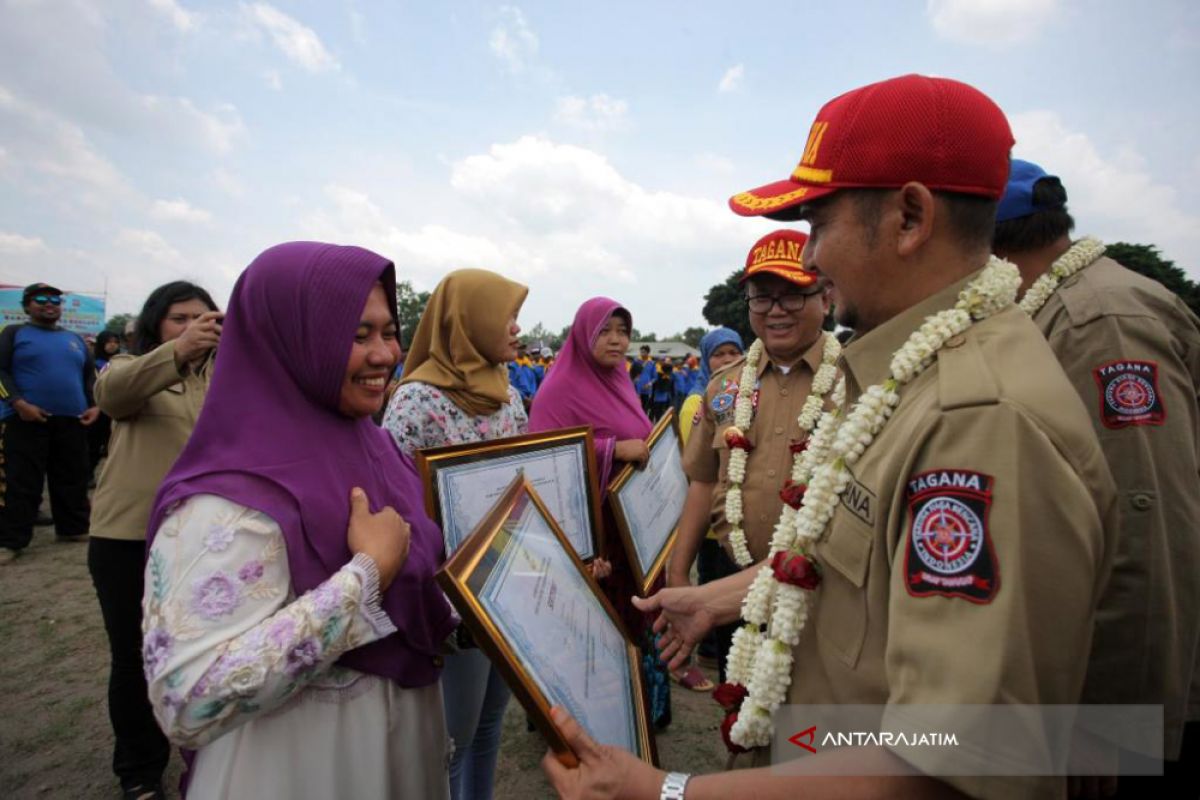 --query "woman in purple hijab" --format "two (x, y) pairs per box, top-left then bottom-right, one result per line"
(529, 298), (672, 729)
(142, 242), (456, 800)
